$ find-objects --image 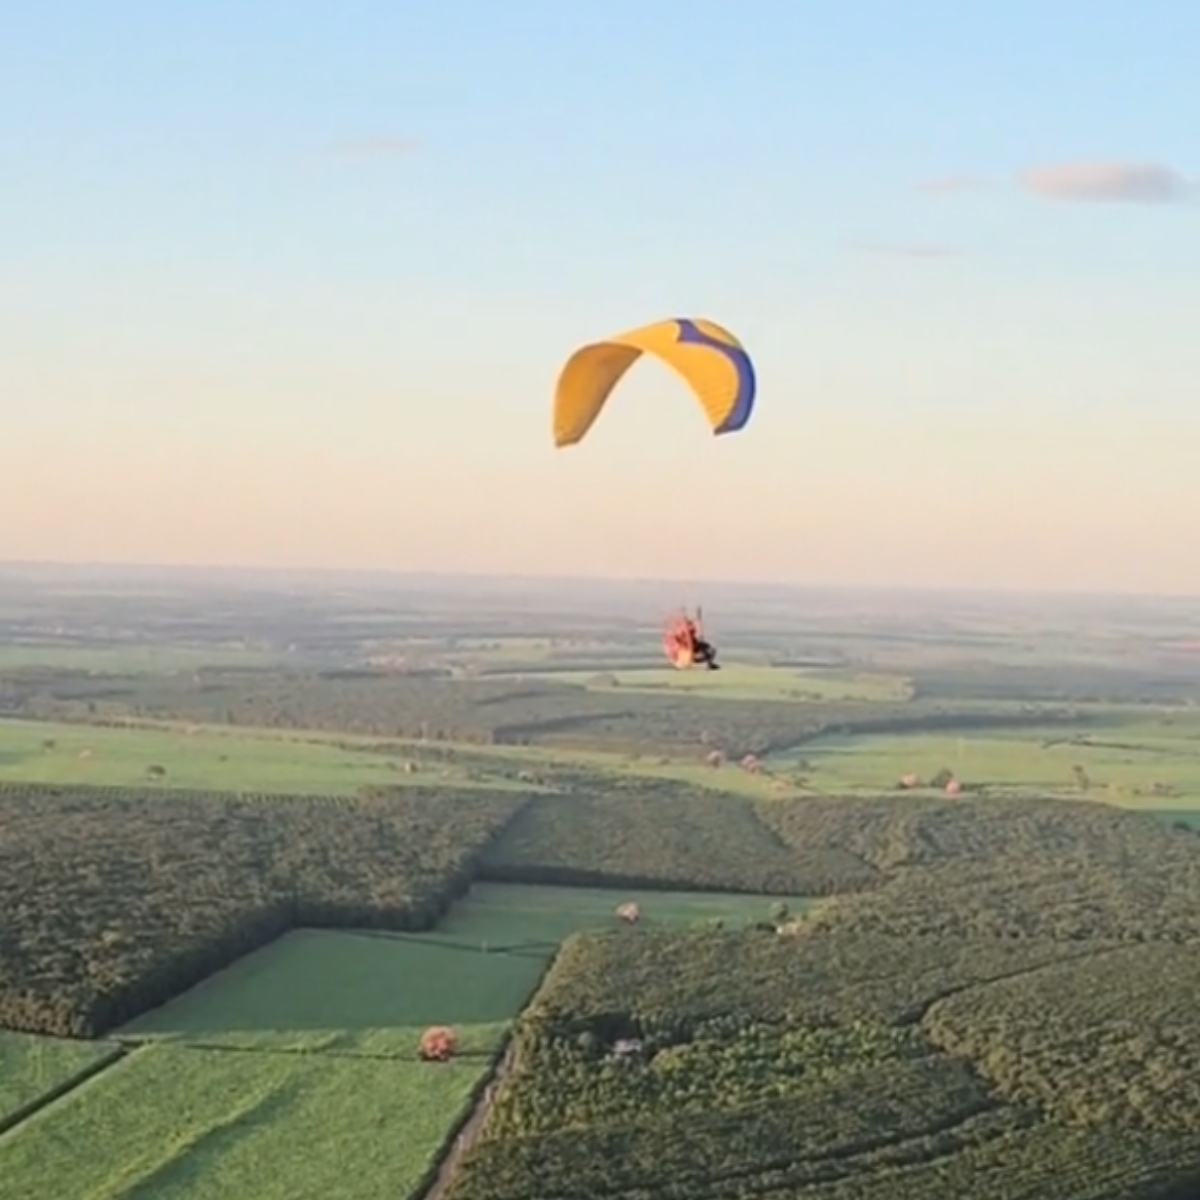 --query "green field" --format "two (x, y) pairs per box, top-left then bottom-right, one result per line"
(0, 1043), (486, 1200)
(0, 716), (793, 800)
(438, 881), (813, 943)
(0, 644), (282, 671)
(120, 928), (541, 1057)
(8, 699), (1200, 812)
(0, 1032), (122, 1132)
(0, 718), (530, 795)
(0, 883), (805, 1199)
(771, 712), (1200, 810)
(512, 662), (912, 703)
